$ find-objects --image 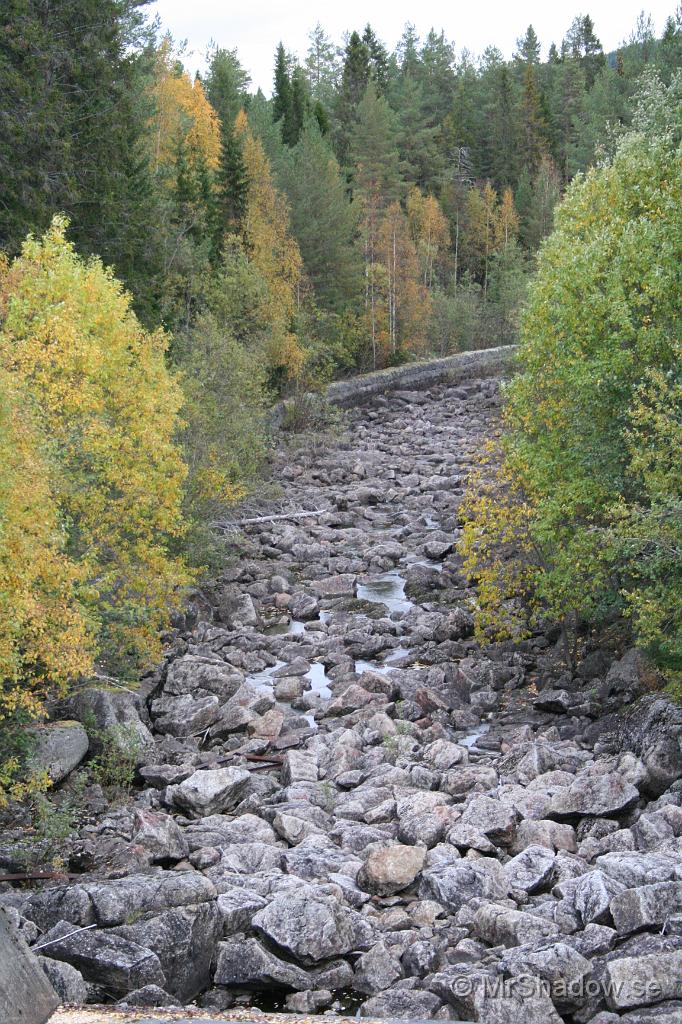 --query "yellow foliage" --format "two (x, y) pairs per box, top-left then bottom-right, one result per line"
(460, 445), (540, 642)
(406, 187), (450, 289)
(0, 369), (94, 805)
(151, 37), (221, 181)
(236, 114), (305, 381)
(238, 119), (302, 321)
(378, 202), (432, 358)
(0, 217), (191, 674)
(495, 188), (520, 249)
